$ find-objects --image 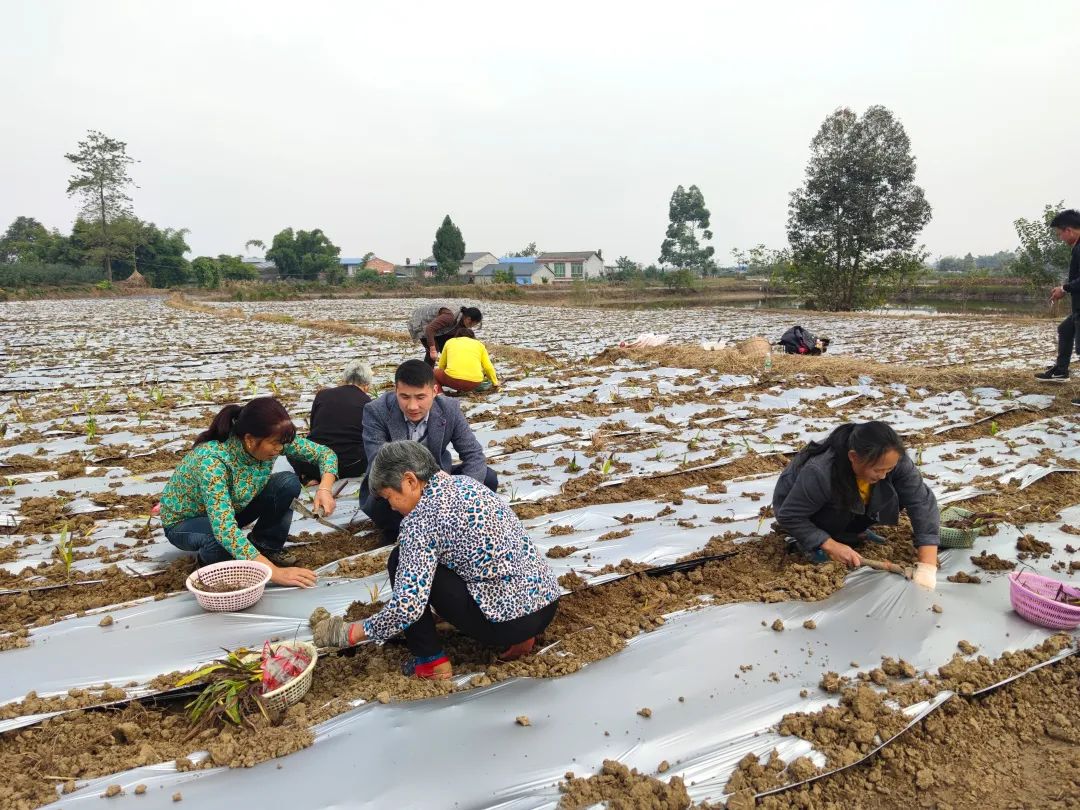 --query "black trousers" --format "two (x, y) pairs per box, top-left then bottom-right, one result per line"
(420, 332), (454, 367)
(1056, 312), (1080, 372)
(387, 545), (559, 658)
(368, 465), (499, 544)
